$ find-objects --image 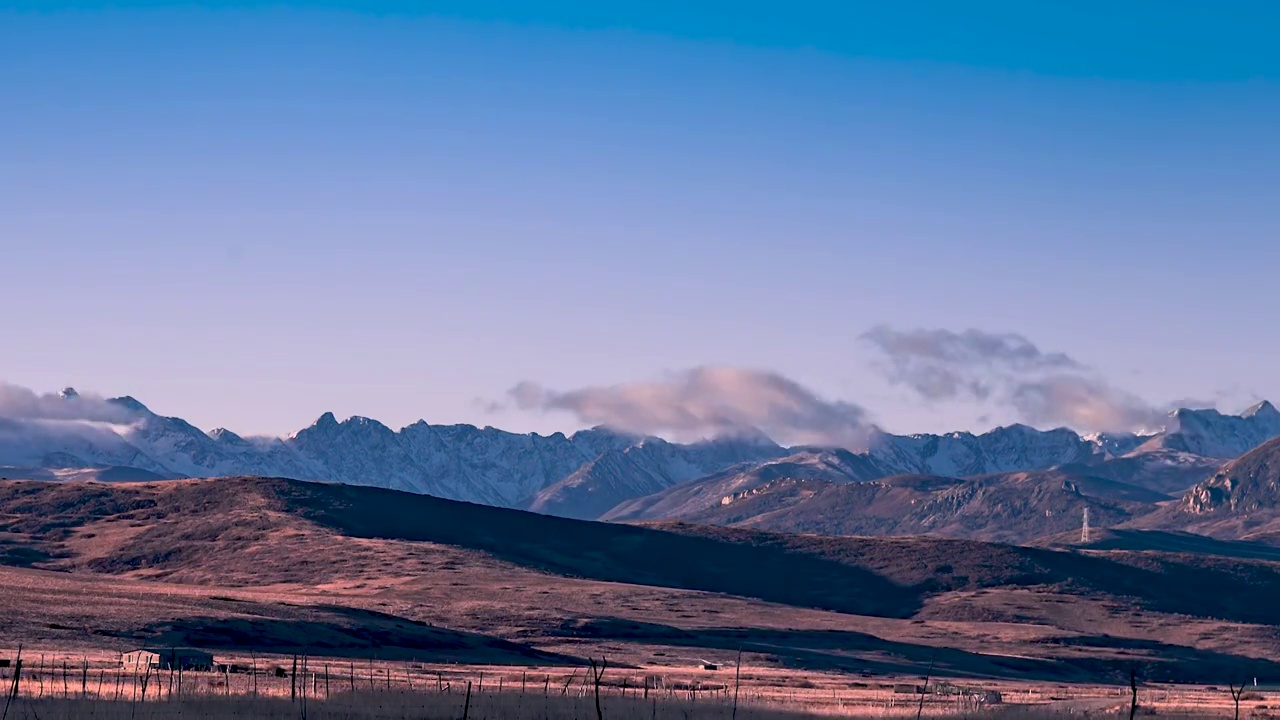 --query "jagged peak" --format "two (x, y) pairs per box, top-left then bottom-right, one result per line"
(420, 422), (480, 433)
(208, 427), (245, 443)
(57, 387), (79, 400)
(344, 415), (390, 429)
(1171, 405), (1227, 420)
(107, 396), (150, 414)
(988, 422), (1038, 435)
(570, 425), (636, 441)
(1243, 400), (1279, 420)
(291, 412), (339, 437)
